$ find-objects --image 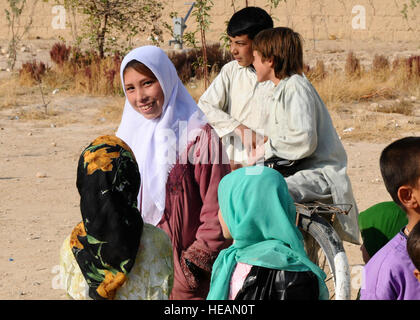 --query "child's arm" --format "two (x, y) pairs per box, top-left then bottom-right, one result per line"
(198, 65), (241, 138)
(181, 125), (232, 289)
